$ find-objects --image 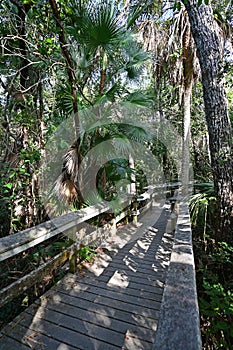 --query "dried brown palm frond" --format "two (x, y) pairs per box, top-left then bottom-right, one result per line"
(63, 143), (80, 182)
(54, 142), (81, 205)
(54, 176), (78, 205)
